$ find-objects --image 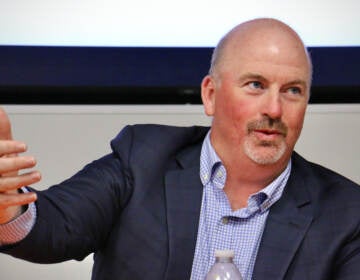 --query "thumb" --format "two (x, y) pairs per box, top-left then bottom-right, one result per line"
(0, 107), (13, 140)
(0, 107), (20, 177)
